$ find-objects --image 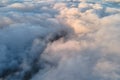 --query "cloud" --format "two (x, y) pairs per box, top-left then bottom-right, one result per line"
(0, 0), (120, 80)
